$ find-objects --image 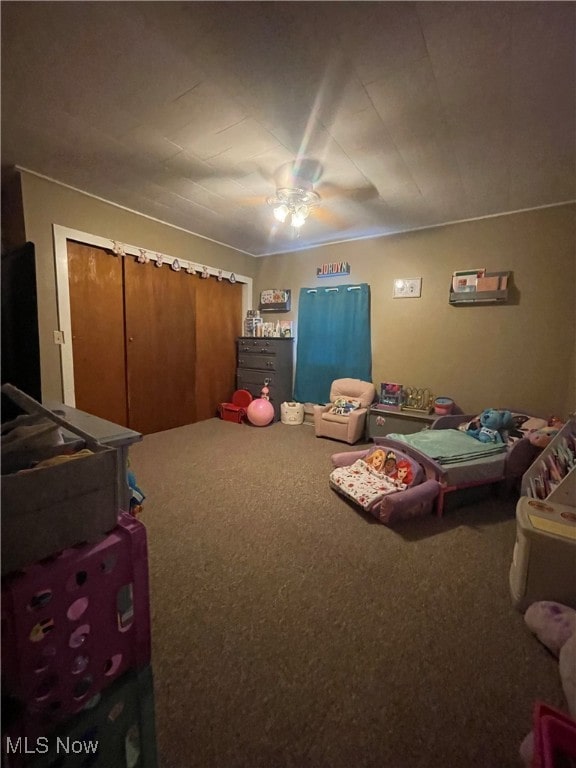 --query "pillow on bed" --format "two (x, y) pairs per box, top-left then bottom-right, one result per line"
(511, 415), (548, 432)
(507, 414), (548, 443)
